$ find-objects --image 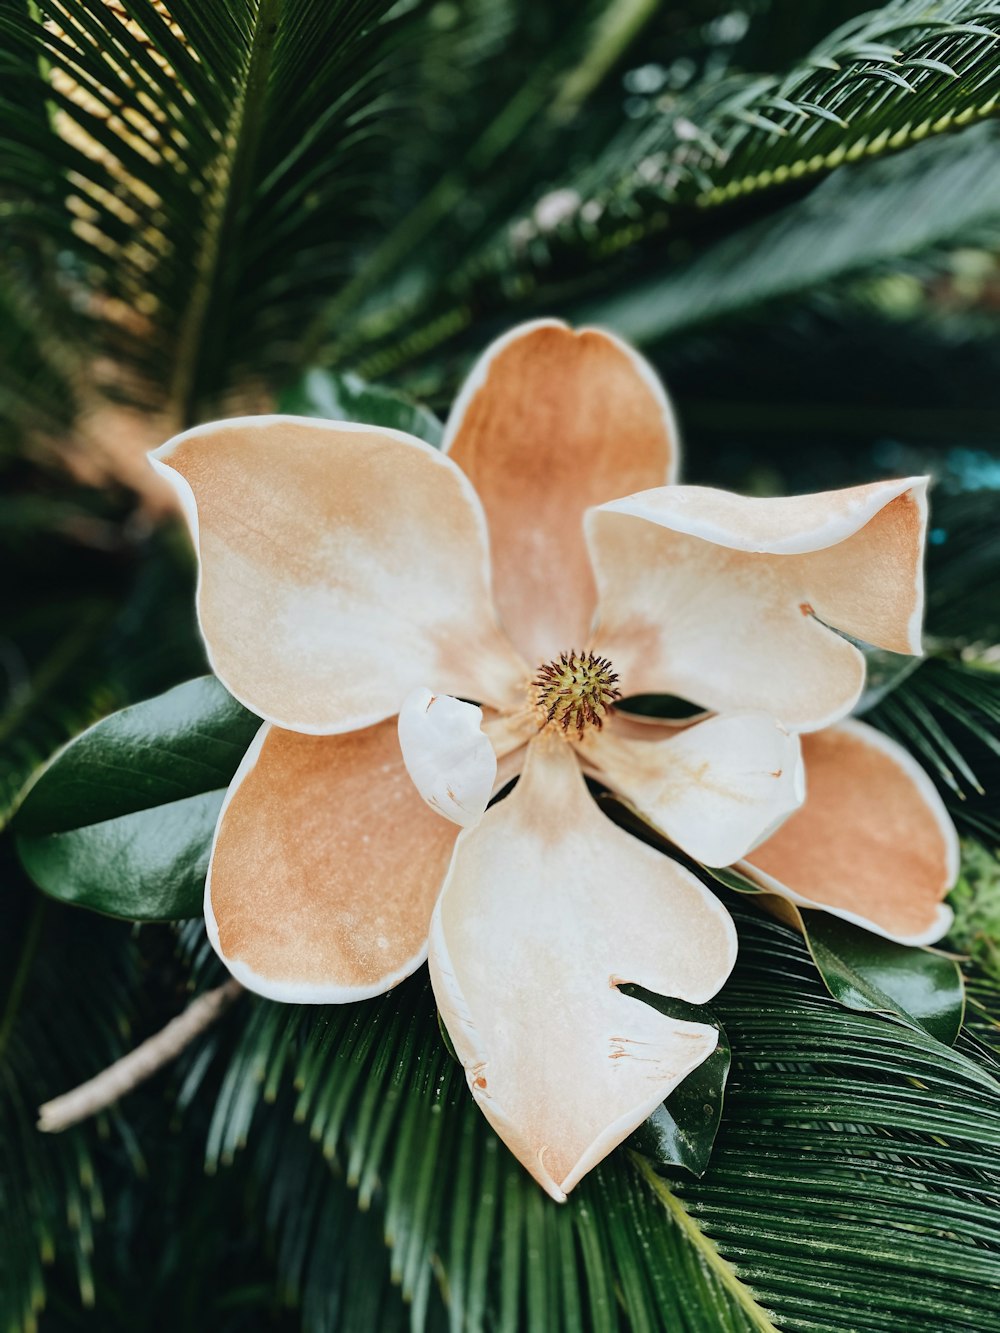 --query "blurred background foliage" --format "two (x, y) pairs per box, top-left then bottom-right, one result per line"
(2, 0), (1000, 1329)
